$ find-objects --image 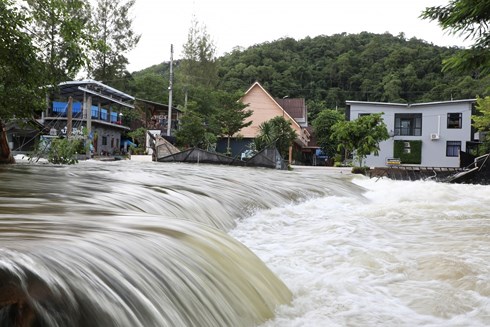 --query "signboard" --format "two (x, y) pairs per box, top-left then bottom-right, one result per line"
(386, 158), (401, 166)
